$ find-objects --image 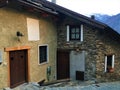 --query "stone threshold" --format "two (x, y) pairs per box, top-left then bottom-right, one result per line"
(38, 78), (70, 86)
